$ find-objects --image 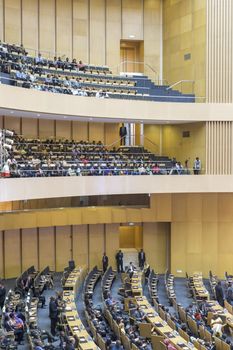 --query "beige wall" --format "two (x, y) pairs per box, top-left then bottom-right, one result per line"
(0, 0), (162, 75)
(171, 193), (233, 279)
(163, 0), (206, 97)
(144, 122), (206, 171)
(143, 222), (170, 273)
(1, 115), (119, 145)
